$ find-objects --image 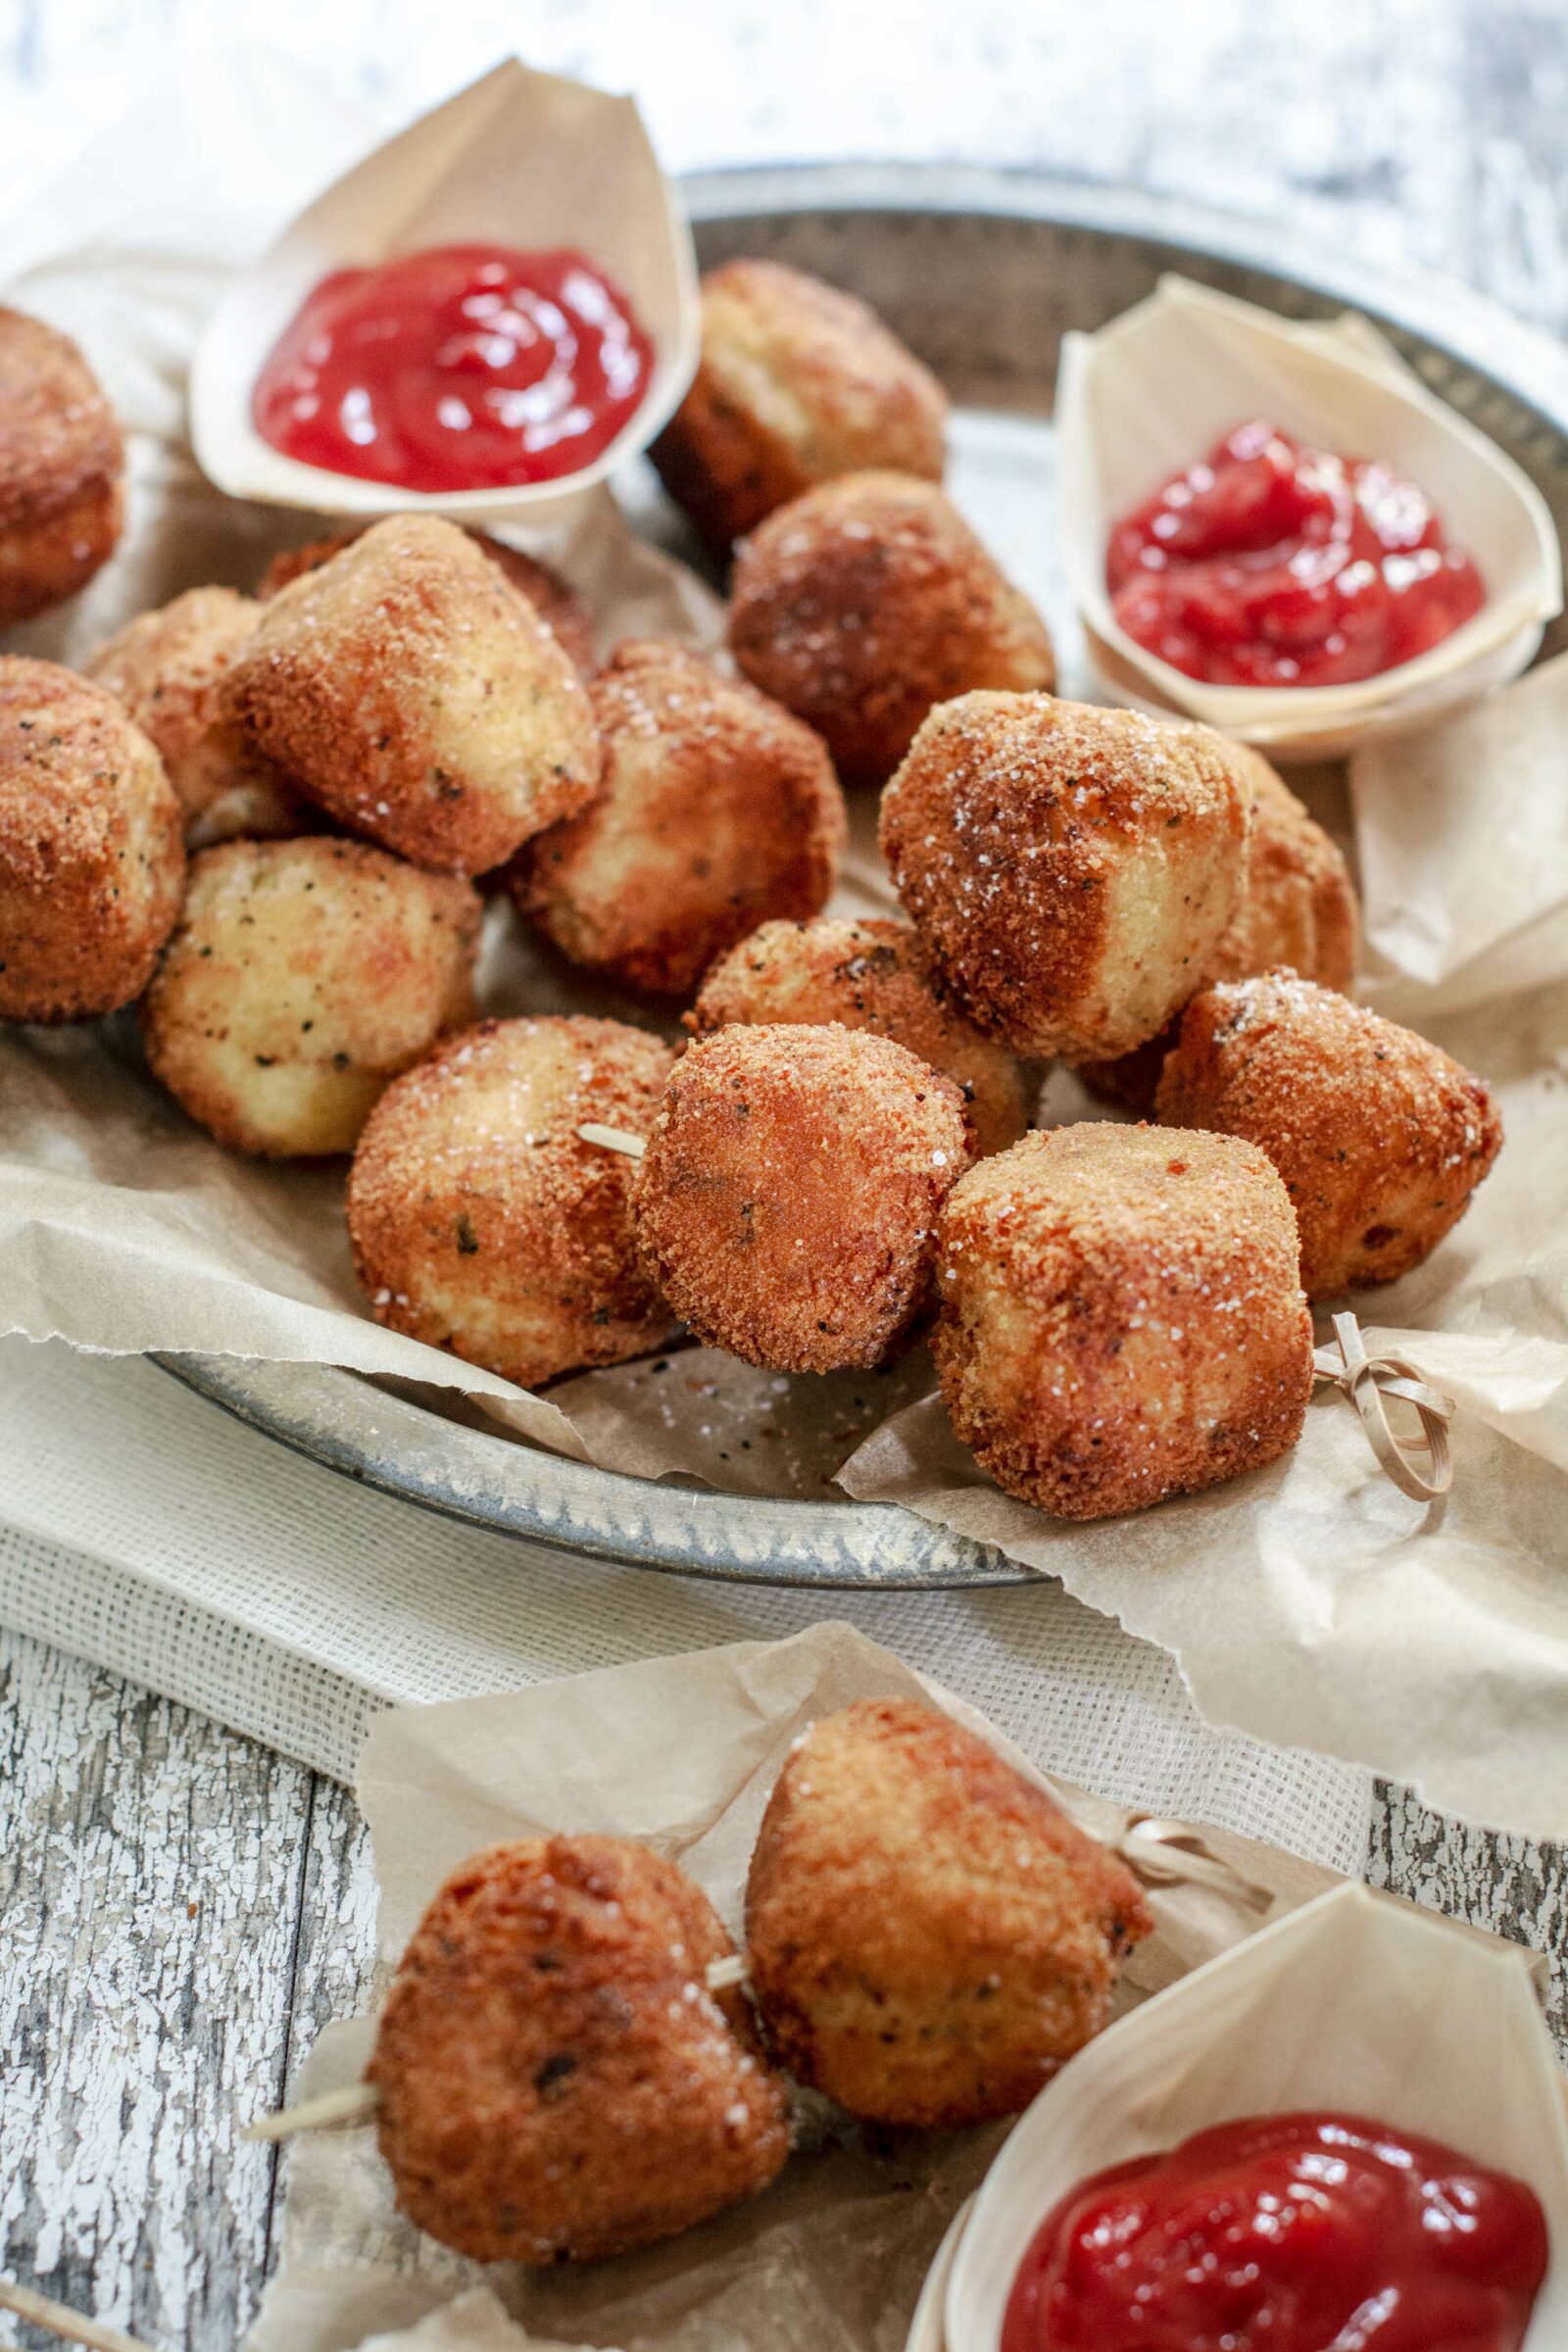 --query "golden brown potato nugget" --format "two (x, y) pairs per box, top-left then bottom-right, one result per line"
(689, 915), (1031, 1158)
(1155, 969), (1503, 1297)
(880, 694), (1251, 1062)
(370, 1836), (790, 2265)
(0, 306), (123, 627)
(746, 1698), (1152, 2129)
(511, 639), (845, 996)
(258, 525), (595, 675)
(0, 657), (182, 1022)
(226, 514), (600, 874)
(651, 258), (947, 549)
(729, 472), (1055, 783)
(140, 837), (479, 1156)
(349, 1015), (676, 1389)
(932, 1124), (1313, 1519)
